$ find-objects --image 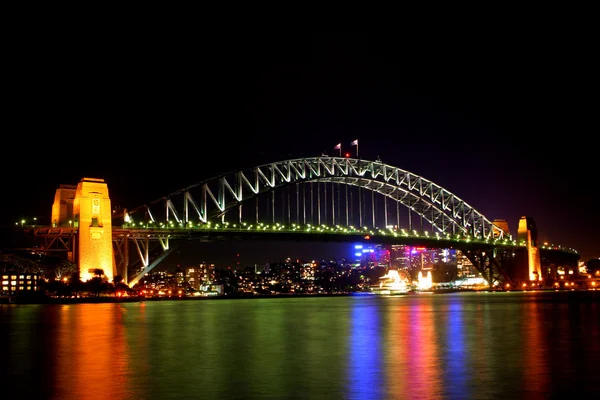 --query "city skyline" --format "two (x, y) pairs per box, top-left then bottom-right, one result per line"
(2, 32), (597, 261)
